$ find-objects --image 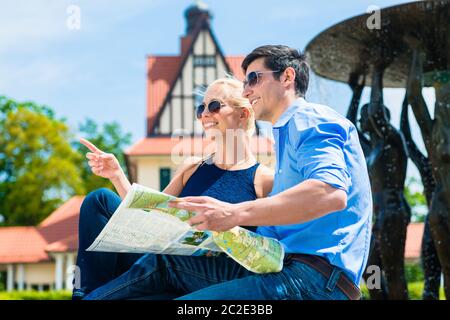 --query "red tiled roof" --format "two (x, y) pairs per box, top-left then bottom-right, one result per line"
(405, 222), (424, 260)
(38, 196), (83, 246)
(0, 227), (49, 264)
(40, 196), (83, 228)
(45, 234), (78, 253)
(0, 196), (84, 264)
(146, 56), (182, 135)
(225, 56), (245, 80)
(125, 135), (274, 157)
